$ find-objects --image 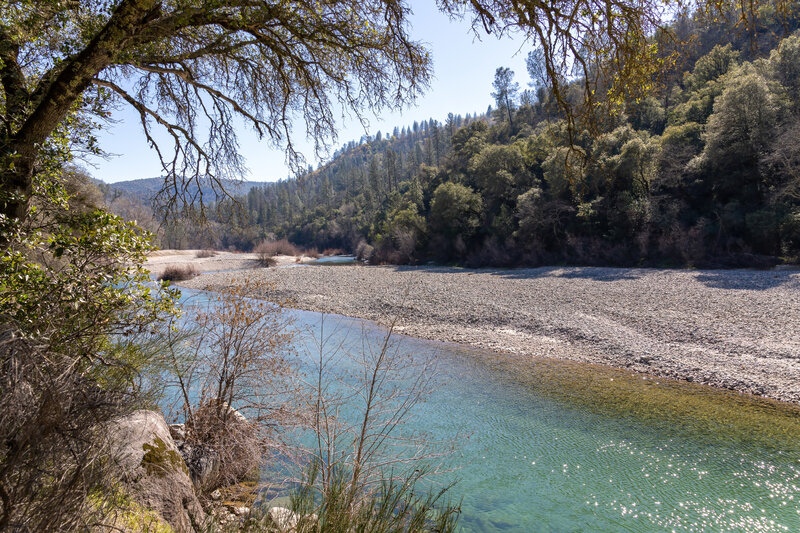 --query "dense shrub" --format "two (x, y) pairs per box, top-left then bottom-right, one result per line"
(195, 249), (217, 258)
(355, 240), (375, 262)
